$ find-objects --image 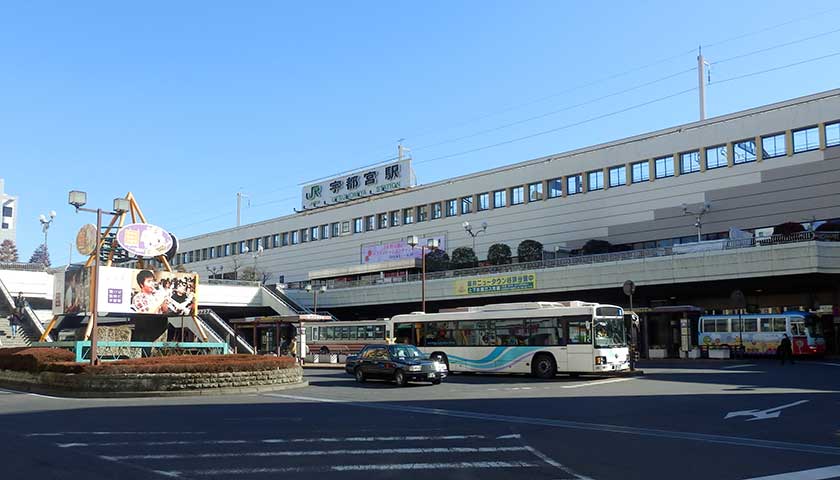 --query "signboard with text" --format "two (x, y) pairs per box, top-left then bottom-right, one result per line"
(301, 159), (413, 210)
(454, 273), (537, 296)
(361, 235), (447, 264)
